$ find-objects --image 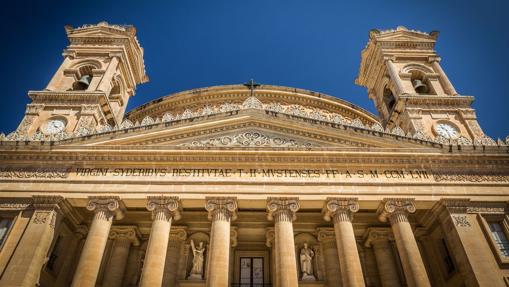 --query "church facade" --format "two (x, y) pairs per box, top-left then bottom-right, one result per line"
(0, 22), (508, 287)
